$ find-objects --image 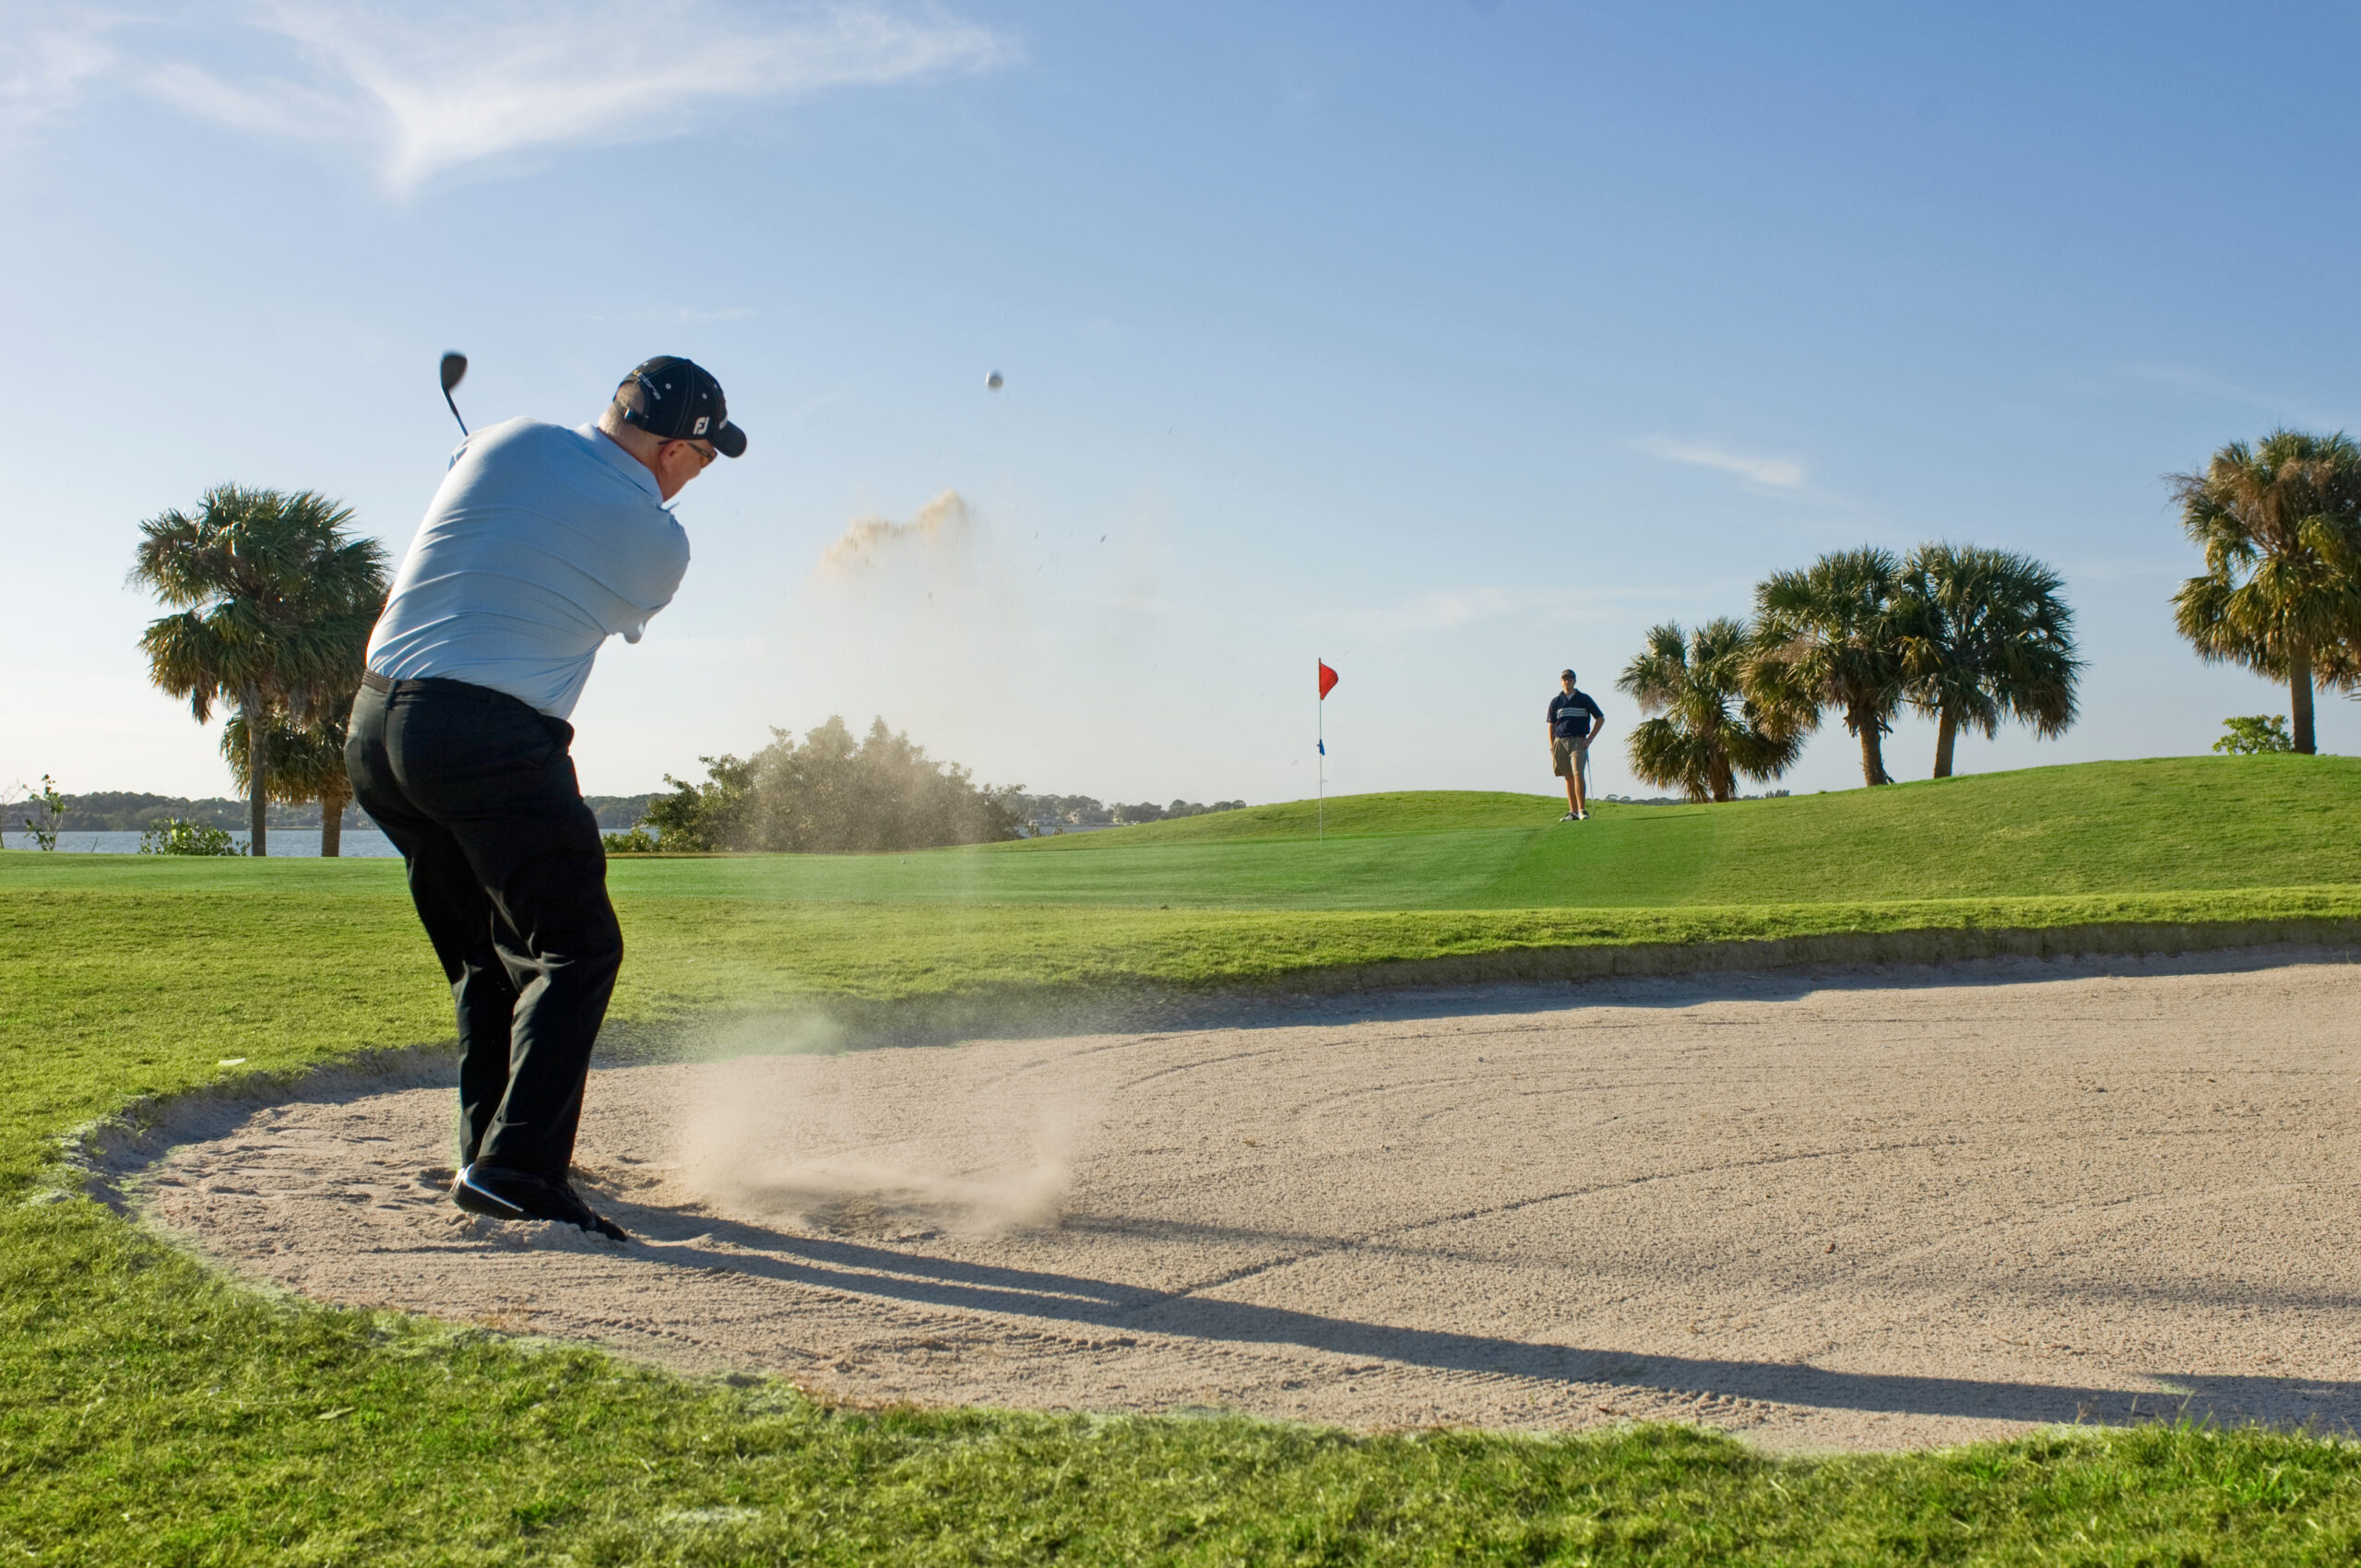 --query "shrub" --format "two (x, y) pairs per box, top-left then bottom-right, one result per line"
(646, 717), (1023, 853)
(2213, 715), (2296, 754)
(16, 774), (65, 851)
(138, 818), (246, 856)
(601, 827), (662, 854)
